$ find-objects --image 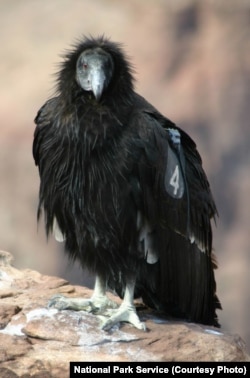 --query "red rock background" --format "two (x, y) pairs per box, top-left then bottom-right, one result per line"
(0, 0), (249, 351)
